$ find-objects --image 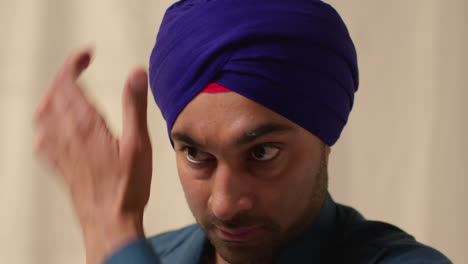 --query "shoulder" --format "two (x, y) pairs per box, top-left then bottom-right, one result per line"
(146, 224), (204, 258)
(333, 204), (452, 263)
